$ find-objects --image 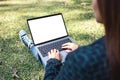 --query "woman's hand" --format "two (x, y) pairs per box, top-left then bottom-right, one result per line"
(62, 42), (78, 53)
(48, 49), (61, 61)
